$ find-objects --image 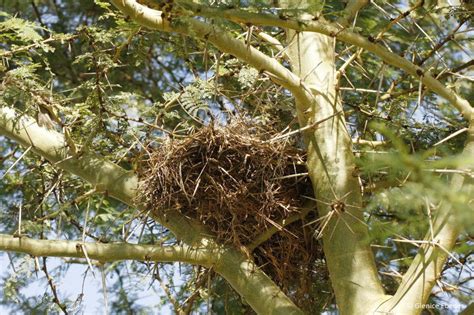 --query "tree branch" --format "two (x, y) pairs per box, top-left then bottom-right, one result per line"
(377, 118), (474, 314)
(337, 0), (369, 27)
(280, 1), (387, 310)
(0, 106), (205, 244)
(352, 138), (387, 147)
(149, 0), (472, 120)
(247, 206), (312, 252)
(110, 0), (313, 104)
(0, 234), (215, 265)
